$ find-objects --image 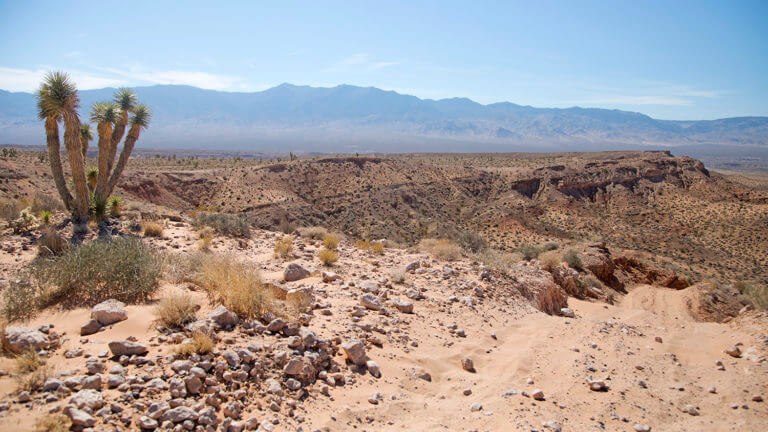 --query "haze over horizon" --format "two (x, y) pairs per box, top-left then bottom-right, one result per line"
(1, 0), (767, 121)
